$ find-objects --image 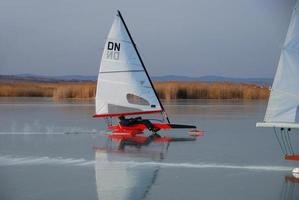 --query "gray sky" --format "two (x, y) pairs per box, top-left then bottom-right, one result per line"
(0, 0), (296, 78)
